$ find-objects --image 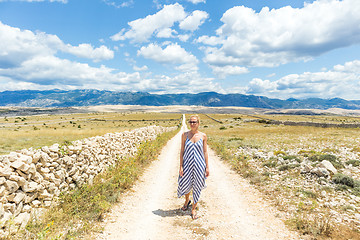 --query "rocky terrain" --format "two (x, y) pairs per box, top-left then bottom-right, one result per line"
(0, 125), (176, 237)
(235, 142), (360, 234)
